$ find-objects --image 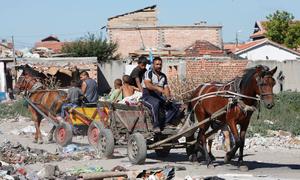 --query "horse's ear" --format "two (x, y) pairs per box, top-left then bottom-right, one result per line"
(255, 65), (265, 77)
(269, 66), (277, 76)
(255, 65), (264, 72)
